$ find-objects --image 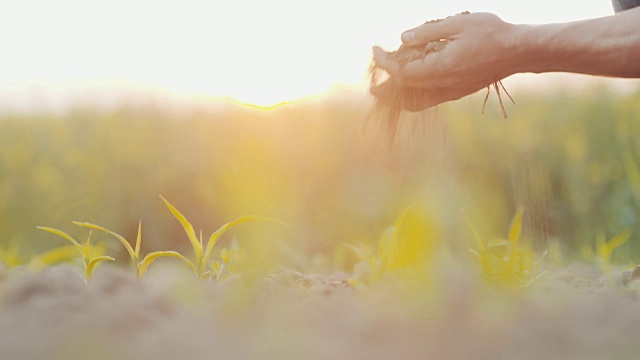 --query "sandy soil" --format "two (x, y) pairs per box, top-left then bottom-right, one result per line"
(2, 263), (640, 360)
